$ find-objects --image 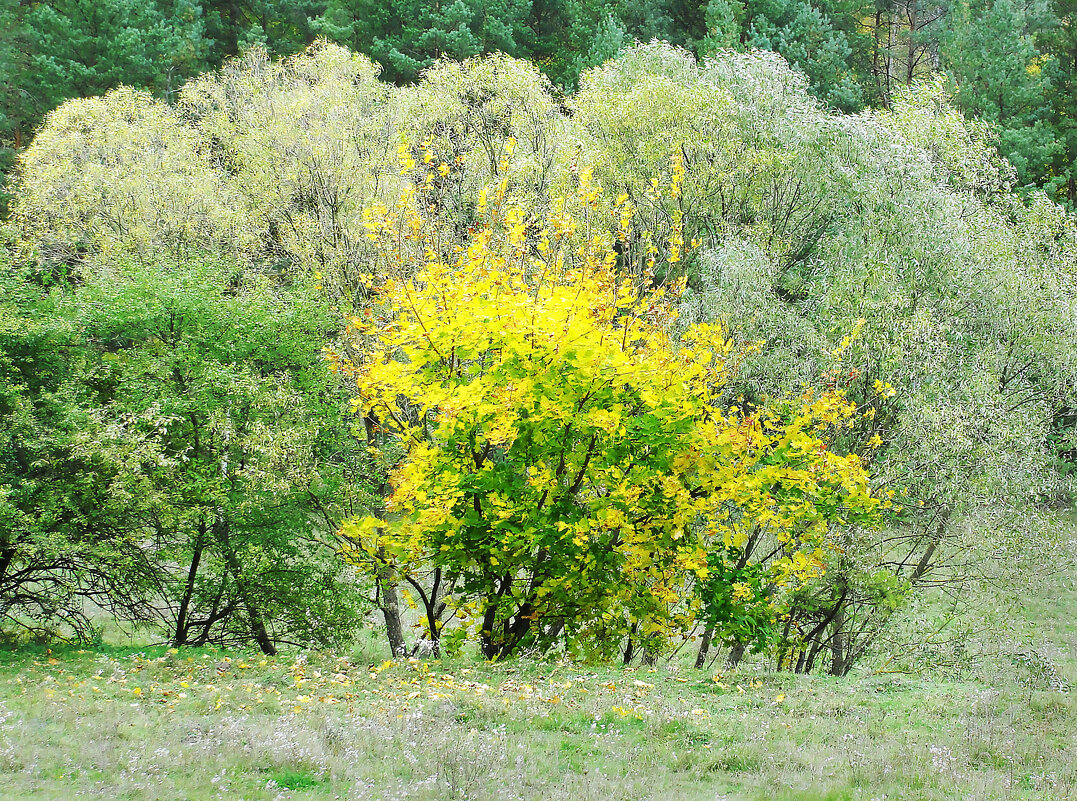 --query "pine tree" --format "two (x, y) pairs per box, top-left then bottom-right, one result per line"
(316, 0), (530, 84)
(940, 0), (1060, 189)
